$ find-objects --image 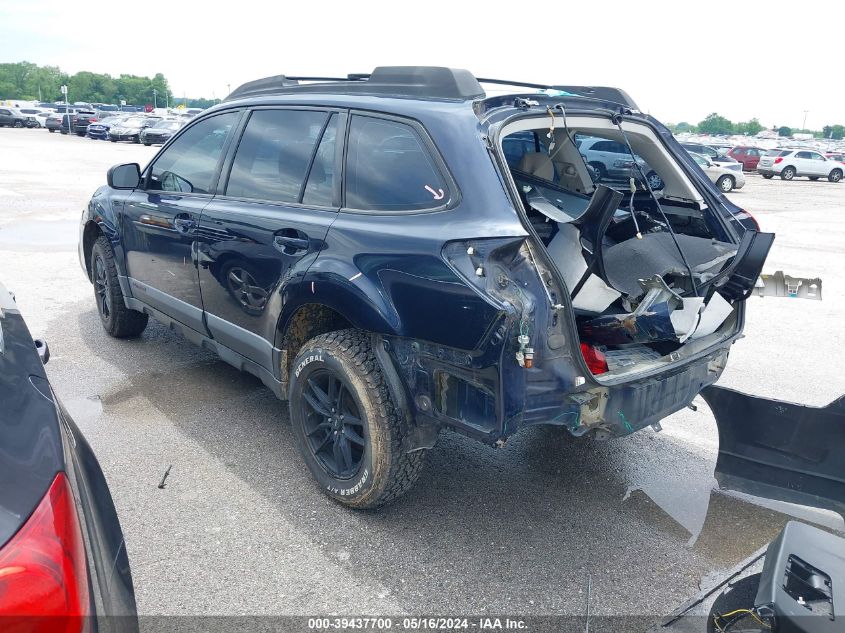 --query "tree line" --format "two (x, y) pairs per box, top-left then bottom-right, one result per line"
(669, 112), (845, 140)
(0, 61), (218, 109)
